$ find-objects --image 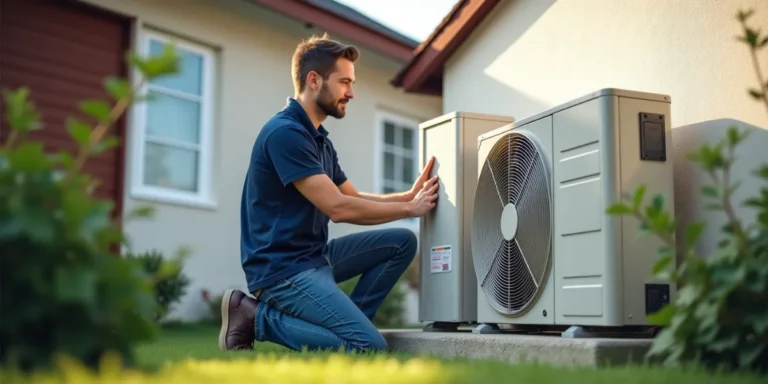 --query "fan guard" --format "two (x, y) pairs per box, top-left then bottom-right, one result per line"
(471, 131), (552, 316)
